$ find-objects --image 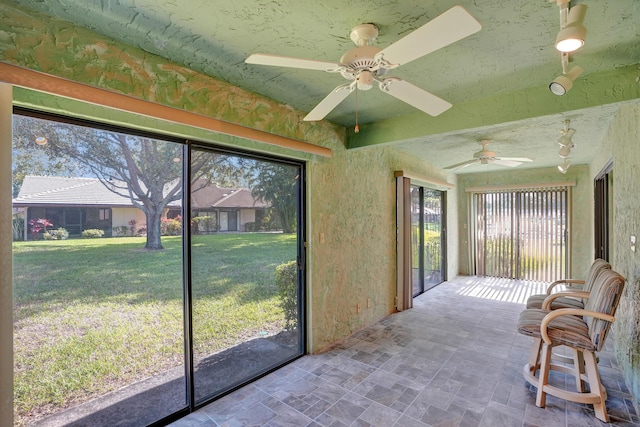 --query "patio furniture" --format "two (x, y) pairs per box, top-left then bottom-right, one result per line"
(525, 258), (610, 310)
(517, 268), (625, 422)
